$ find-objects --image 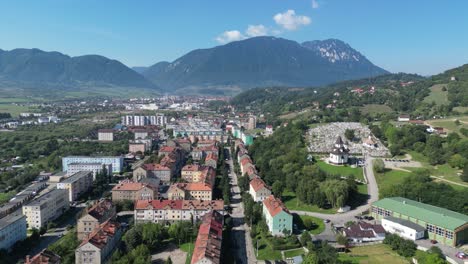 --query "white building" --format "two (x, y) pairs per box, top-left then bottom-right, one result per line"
(121, 114), (167, 127)
(66, 163), (112, 180)
(0, 212), (27, 251)
(249, 177), (271, 202)
(329, 136), (349, 165)
(57, 171), (93, 202)
(22, 189), (69, 229)
(98, 129), (114, 142)
(398, 114), (410, 122)
(382, 216), (426, 241)
(62, 156), (123, 174)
